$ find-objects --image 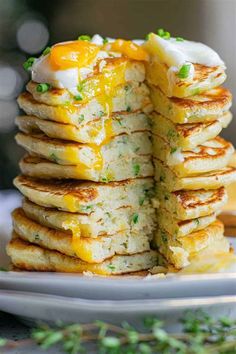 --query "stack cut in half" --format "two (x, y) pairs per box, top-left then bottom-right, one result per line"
(144, 33), (236, 268)
(7, 38), (159, 275)
(7, 32), (236, 275)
